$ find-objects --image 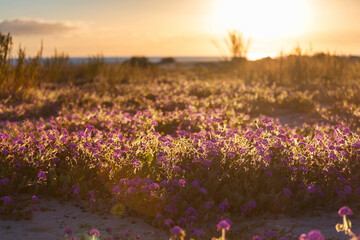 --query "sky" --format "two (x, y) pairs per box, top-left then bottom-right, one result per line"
(0, 0), (360, 59)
